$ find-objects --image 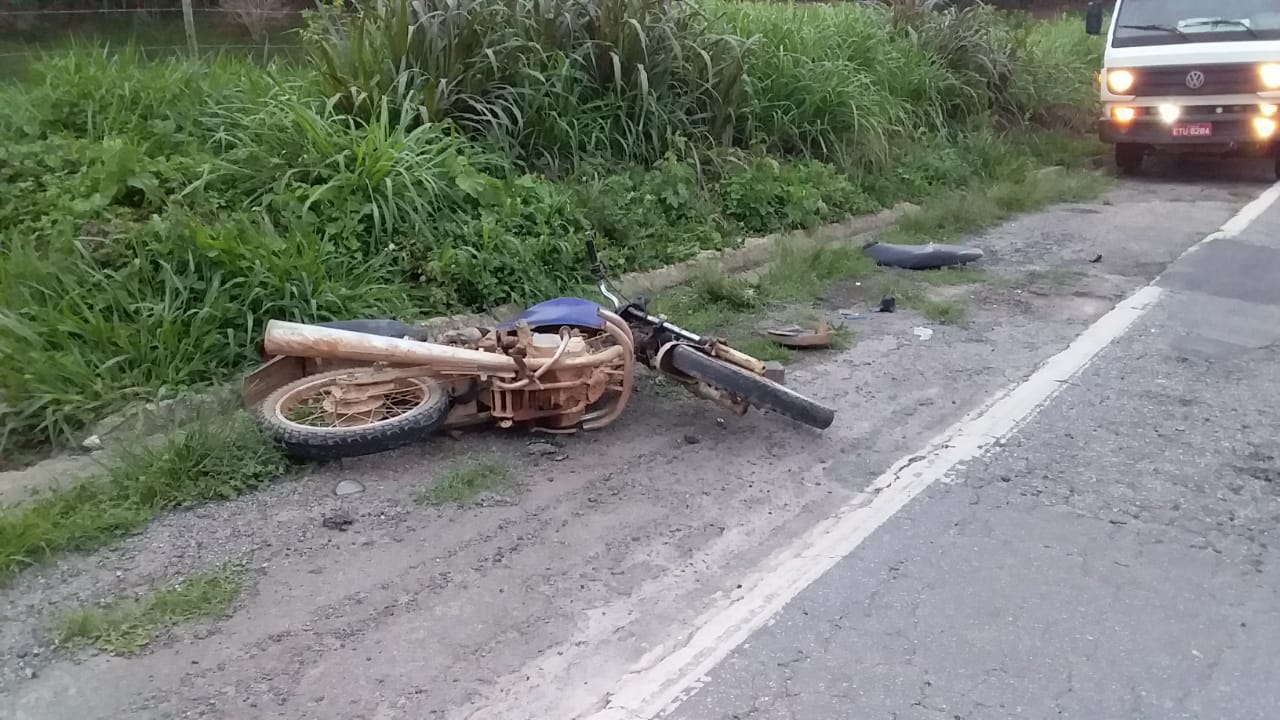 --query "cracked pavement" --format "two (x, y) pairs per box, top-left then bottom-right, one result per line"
(665, 192), (1280, 719)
